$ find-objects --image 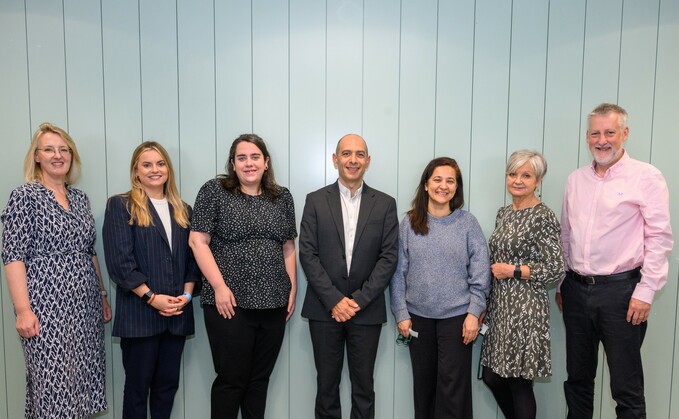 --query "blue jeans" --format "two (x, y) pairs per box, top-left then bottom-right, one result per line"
(562, 273), (647, 419)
